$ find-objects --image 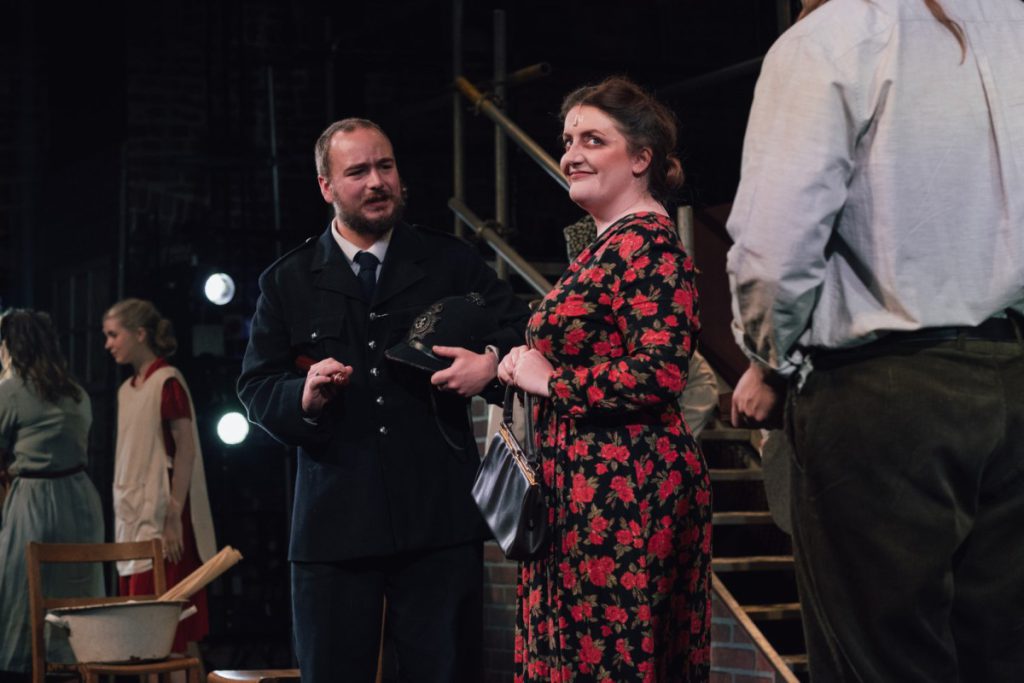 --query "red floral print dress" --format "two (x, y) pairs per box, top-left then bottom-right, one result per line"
(515, 212), (712, 682)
